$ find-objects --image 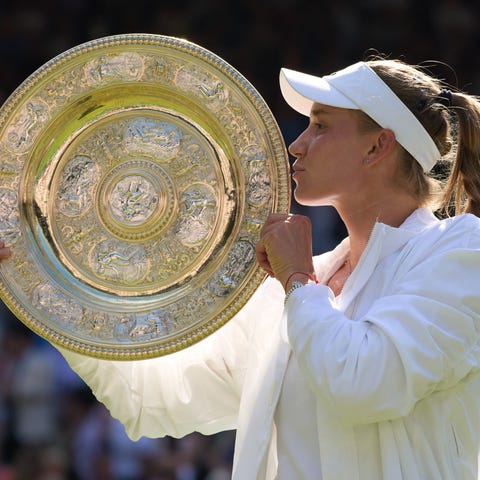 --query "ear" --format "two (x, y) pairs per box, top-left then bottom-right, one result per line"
(364, 129), (397, 166)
